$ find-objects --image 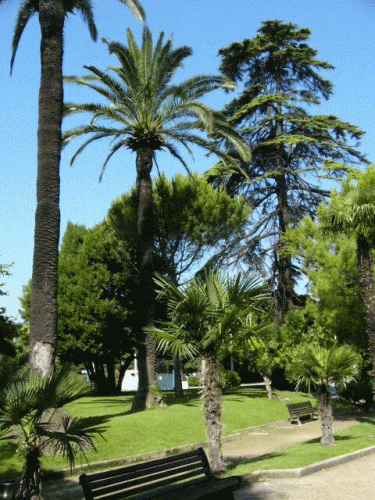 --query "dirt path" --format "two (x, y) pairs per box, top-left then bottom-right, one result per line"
(41, 412), (373, 500)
